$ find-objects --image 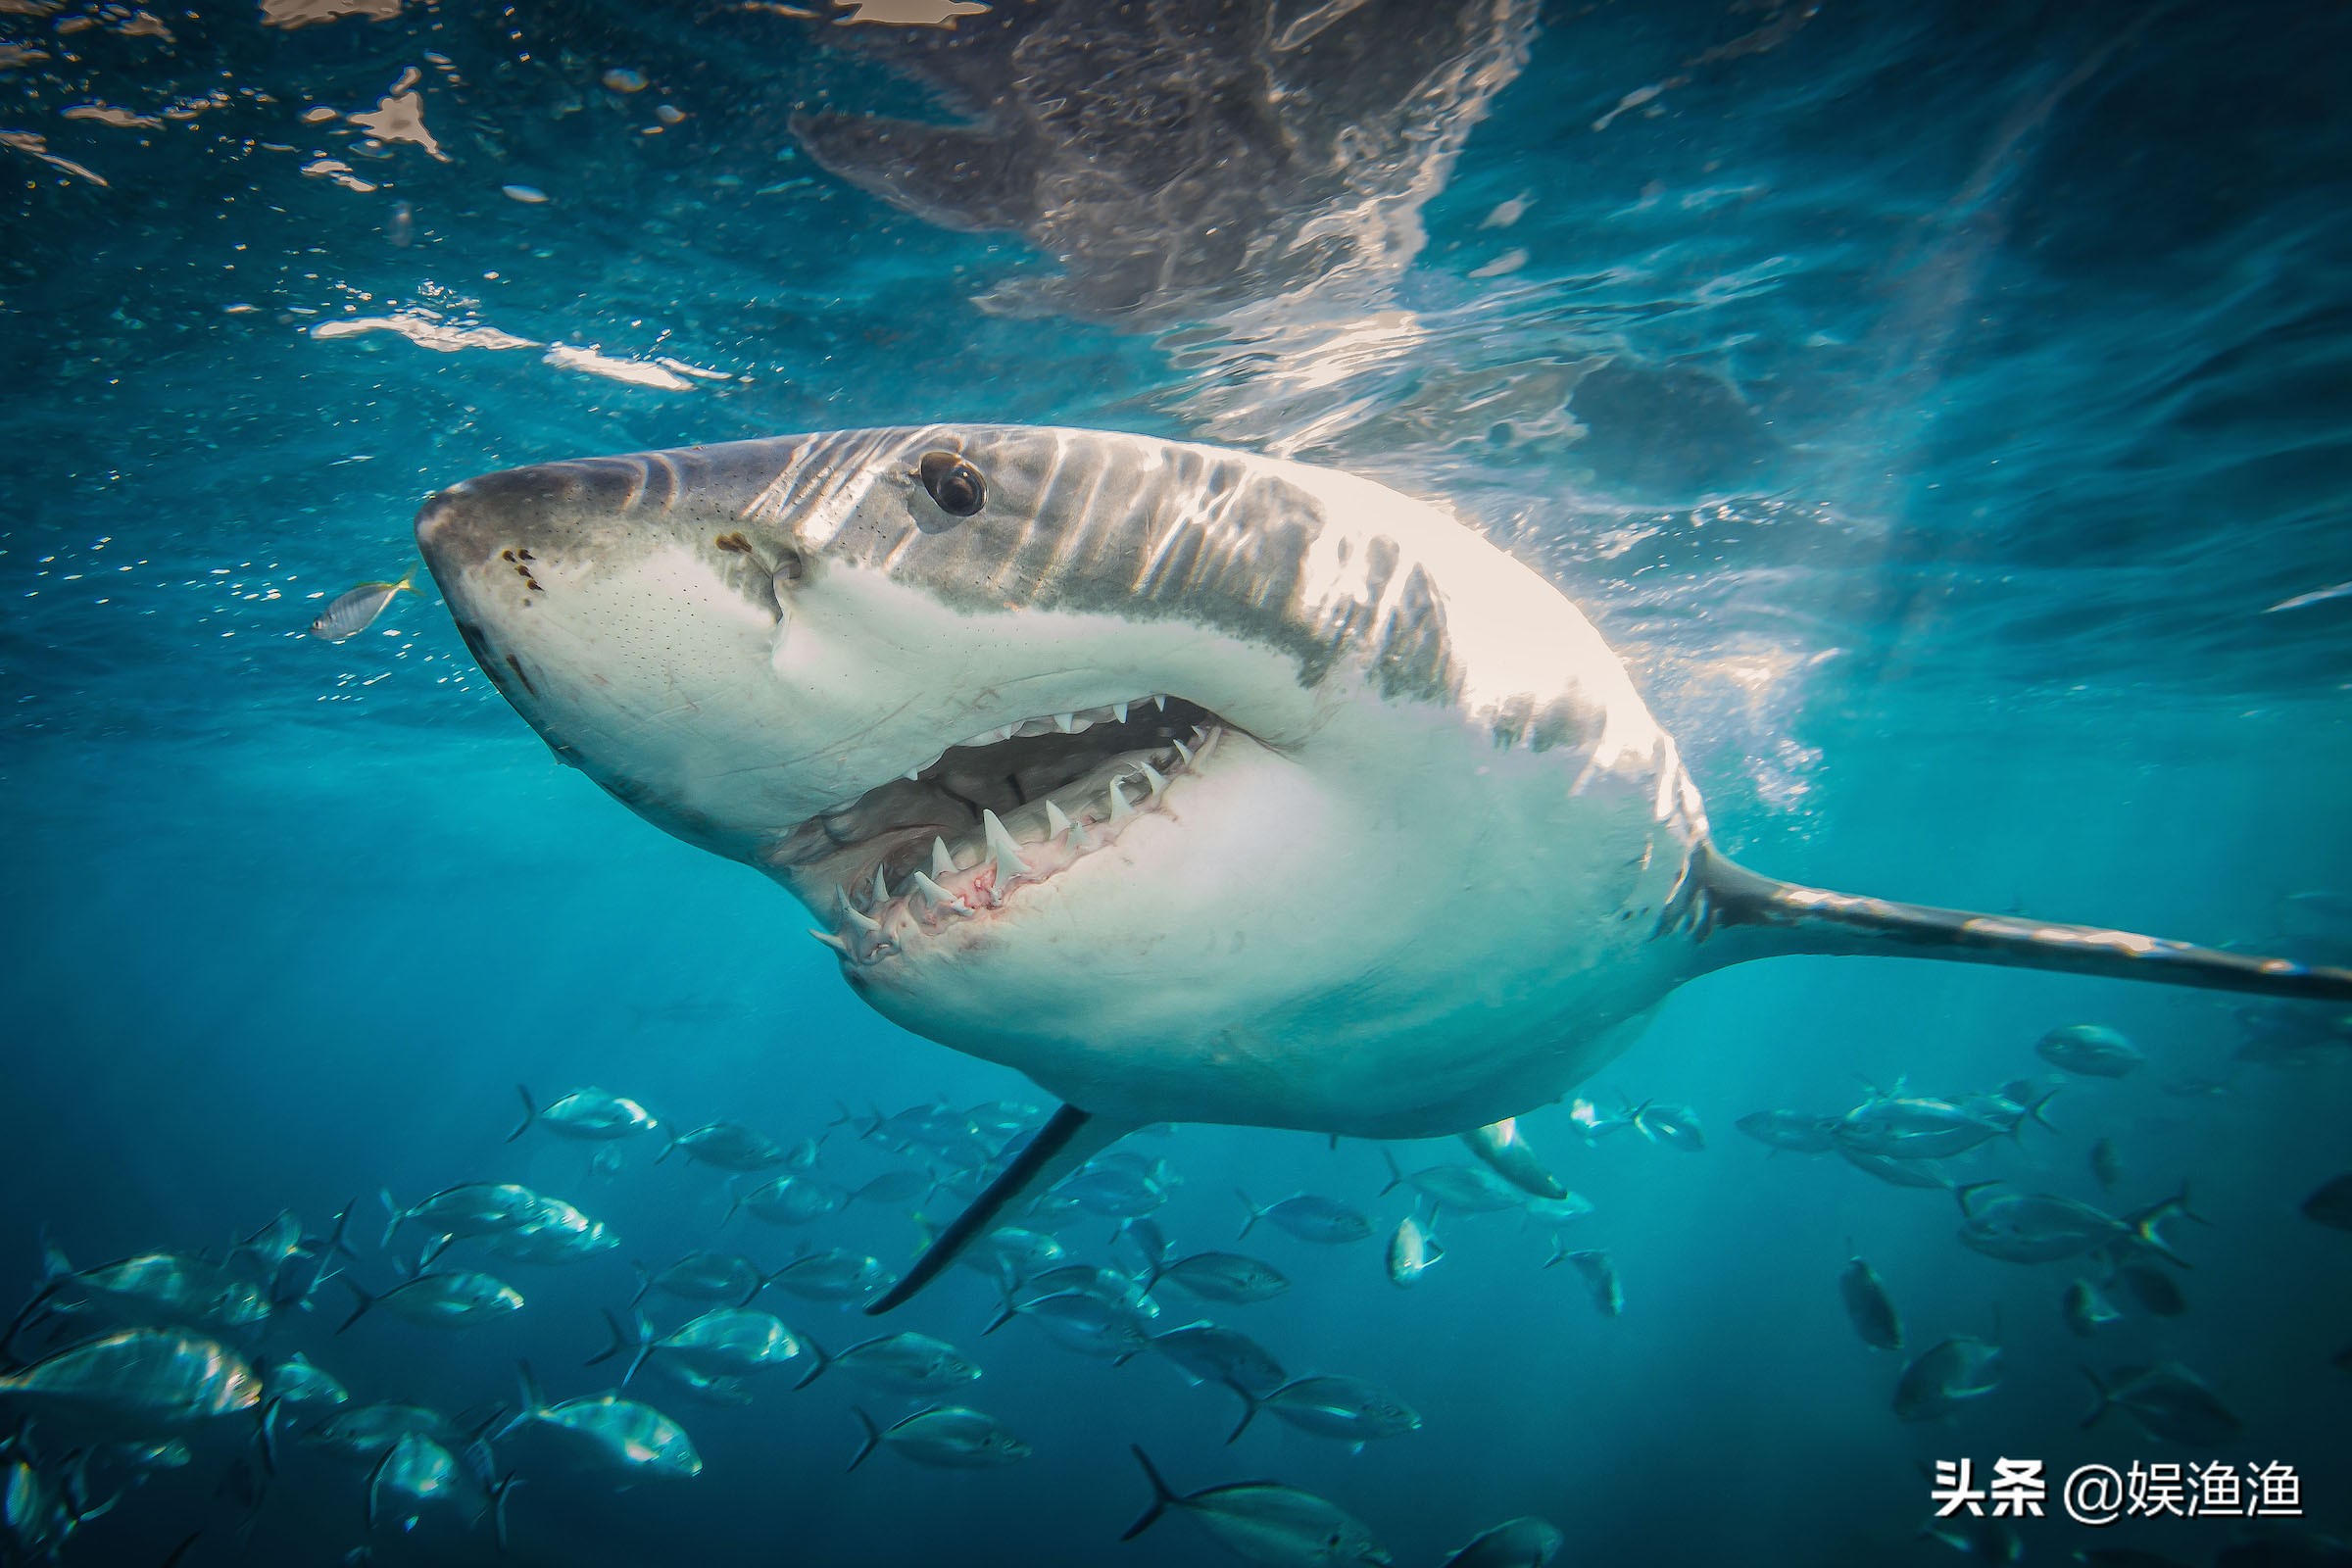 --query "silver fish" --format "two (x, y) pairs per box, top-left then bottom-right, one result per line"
(0, 1328), (261, 1430)
(1386, 1217), (1444, 1287)
(1893, 1336), (2002, 1422)
(308, 567), (416, 642)
(1835, 1097), (2007, 1160)
(339, 1269), (522, 1332)
(1955, 1187), (2130, 1265)
(766, 1250), (893, 1303)
(497, 1362), (701, 1480)
(1235, 1192), (1371, 1245)
(1735, 1110), (1839, 1153)
(1459, 1118), (1567, 1200)
(2062, 1278), (2124, 1338)
(2082, 1362), (2241, 1446)
(1225, 1374), (1420, 1447)
(989, 1291), (1152, 1361)
(1147, 1251), (1289, 1304)
(1124, 1446), (1390, 1566)
(848, 1404), (1027, 1470)
(1152, 1321), (1287, 1396)
(631, 1253), (768, 1307)
(796, 1331), (980, 1396)
(508, 1085), (659, 1143)
(2036, 1024), (2145, 1078)
(1440, 1517), (1566, 1568)
(663, 1122), (789, 1172)
(730, 1174), (850, 1227)
(1552, 1249), (1621, 1317)
(1380, 1153), (1525, 1215)
(1838, 1255), (1902, 1350)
